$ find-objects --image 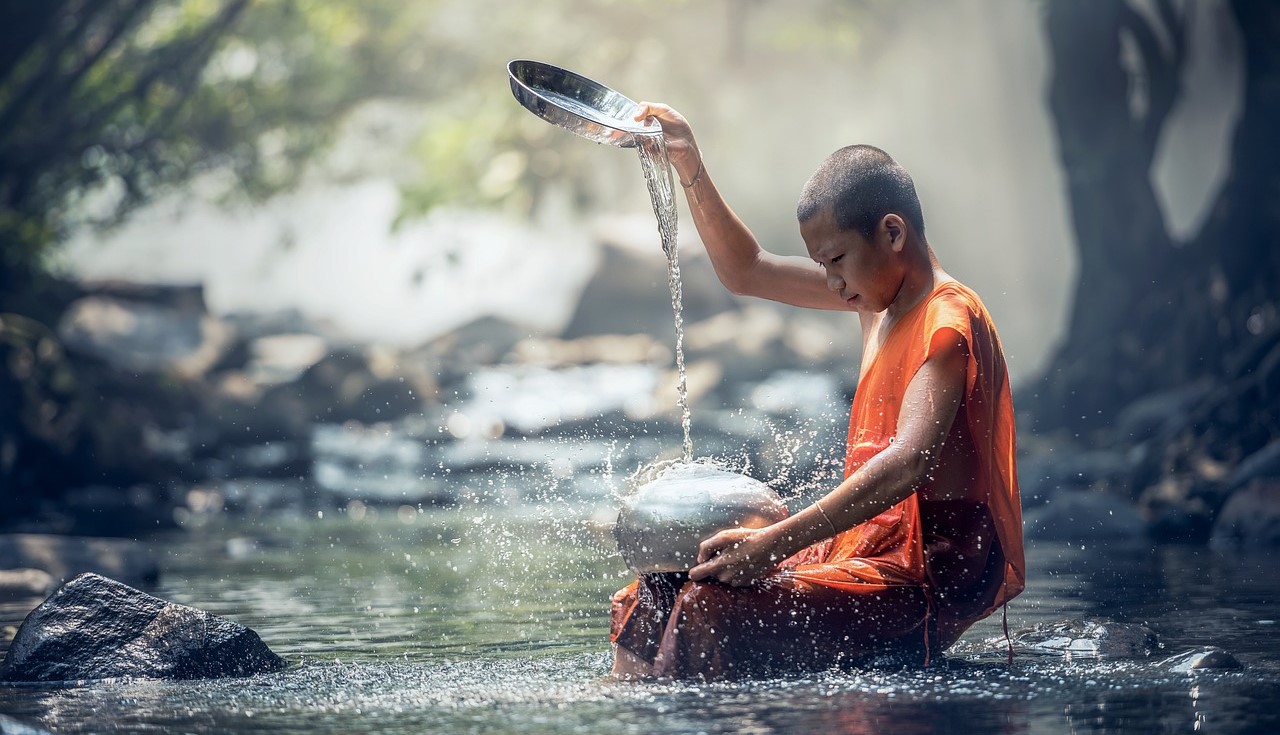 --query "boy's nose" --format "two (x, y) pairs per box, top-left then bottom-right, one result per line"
(827, 272), (844, 292)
